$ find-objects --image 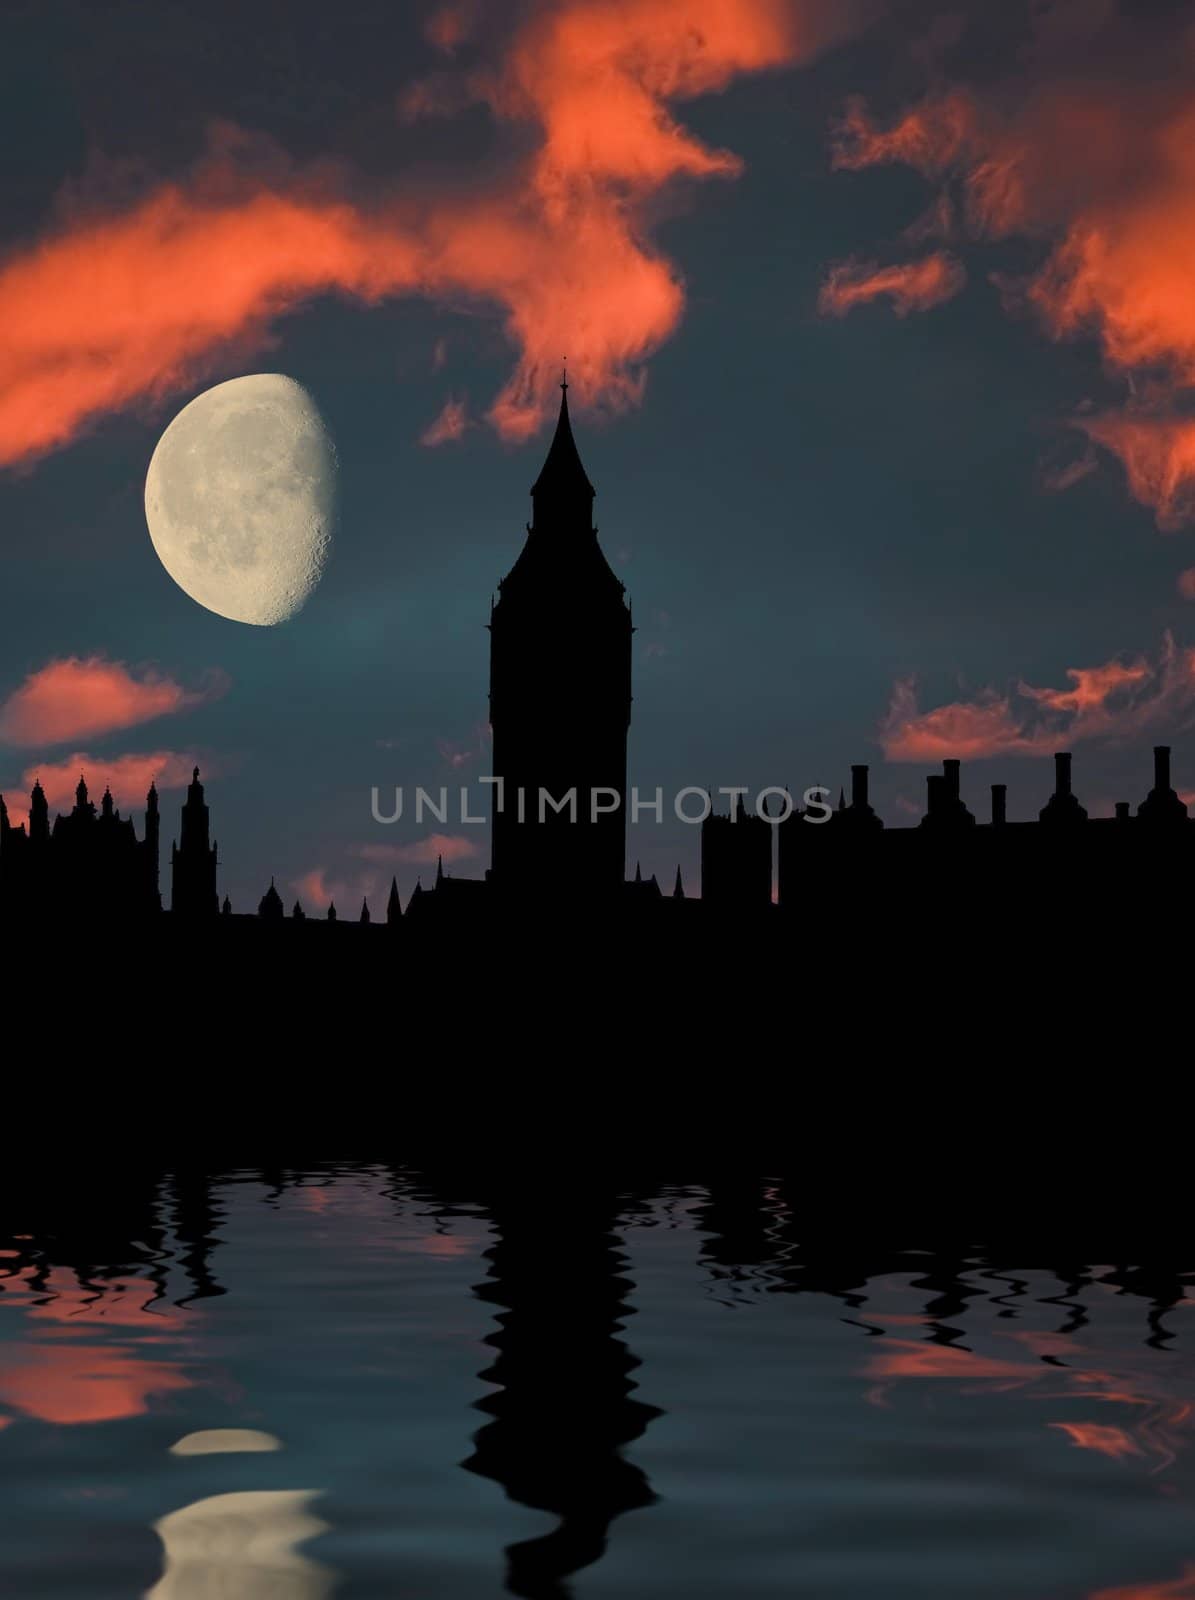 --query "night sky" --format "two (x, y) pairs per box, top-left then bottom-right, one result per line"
(3, 0), (1194, 911)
